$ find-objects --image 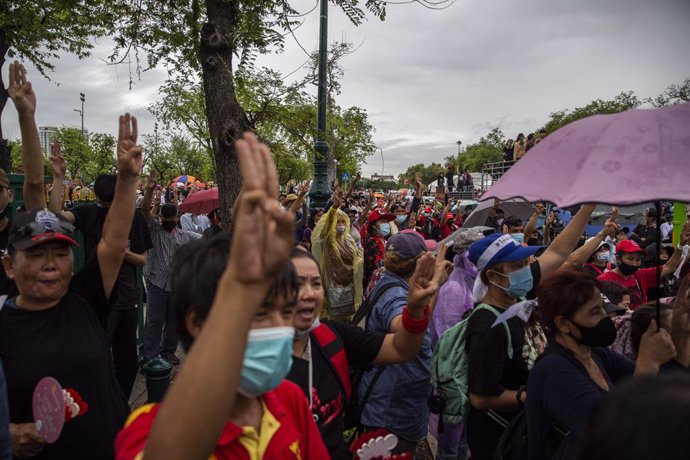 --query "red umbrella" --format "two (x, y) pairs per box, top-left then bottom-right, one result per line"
(178, 188), (218, 215)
